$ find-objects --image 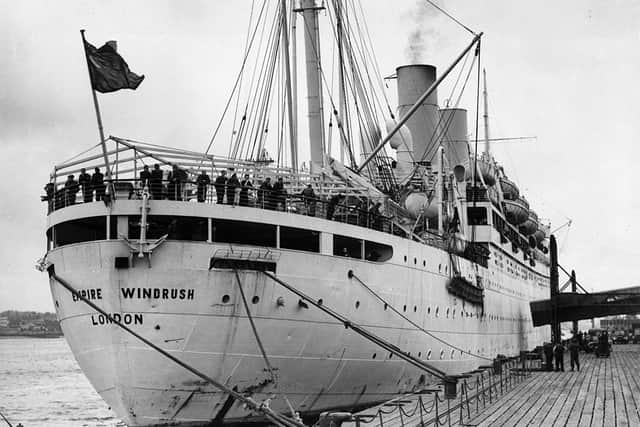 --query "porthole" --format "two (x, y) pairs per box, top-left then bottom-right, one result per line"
(414, 258), (417, 265)
(440, 349), (445, 359)
(446, 307), (450, 318)
(222, 294), (230, 303)
(389, 353), (393, 359)
(318, 298), (323, 305)
(355, 301), (360, 309)
(418, 352), (422, 357)
(438, 263), (442, 272)
(373, 353), (377, 359)
(427, 307), (431, 314)
(252, 296), (260, 304)
(413, 306), (417, 312)
(427, 350), (432, 360)
(423, 260), (426, 267)
(445, 265), (448, 274)
(435, 307), (439, 317)
(403, 305), (407, 312)
(384, 303), (388, 310)
(452, 309), (456, 318)
(451, 350), (455, 359)
(404, 255), (407, 262)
